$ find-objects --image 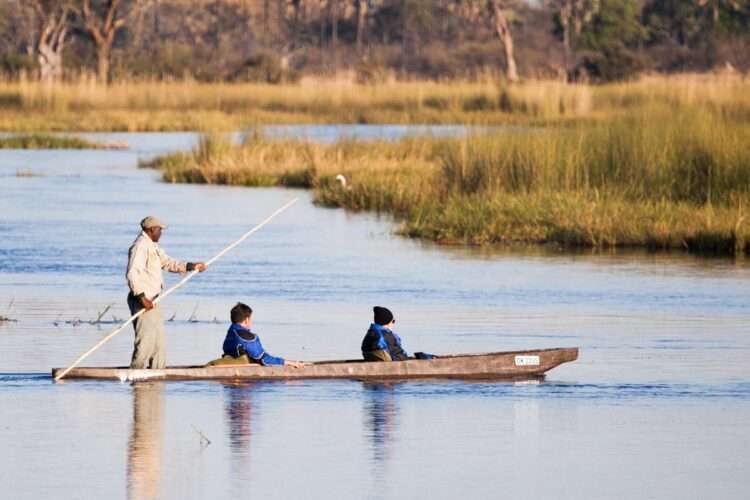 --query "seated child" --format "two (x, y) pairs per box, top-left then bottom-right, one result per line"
(217, 302), (305, 368)
(361, 306), (410, 362)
